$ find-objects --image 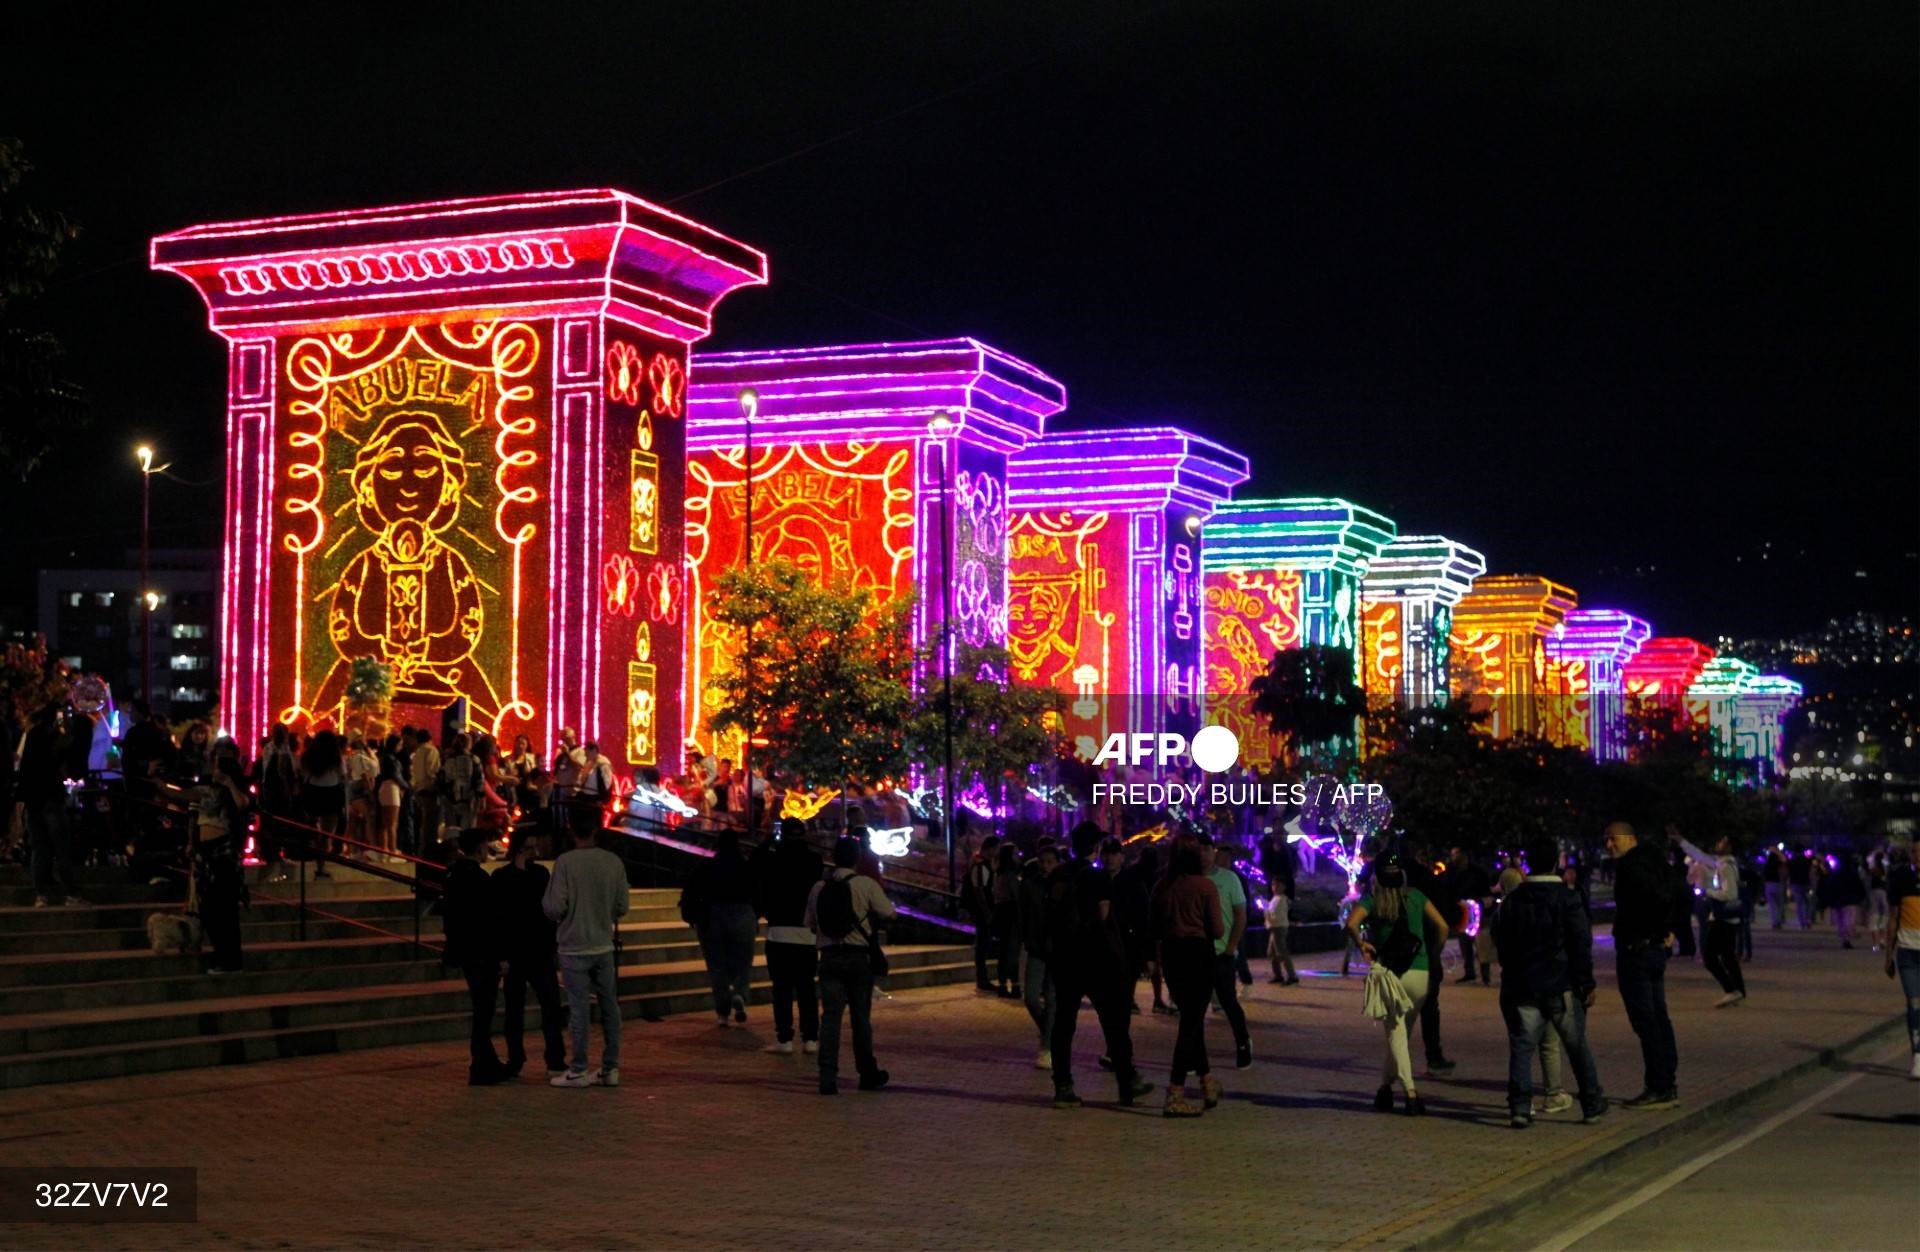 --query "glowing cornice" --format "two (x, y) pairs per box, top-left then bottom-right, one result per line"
(1546, 608), (1653, 668)
(1361, 534), (1487, 607)
(1623, 637), (1718, 692)
(1201, 497), (1397, 576)
(1451, 573), (1578, 636)
(1007, 426), (1250, 513)
(1690, 655), (1762, 695)
(151, 189), (768, 342)
(687, 339), (1065, 455)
